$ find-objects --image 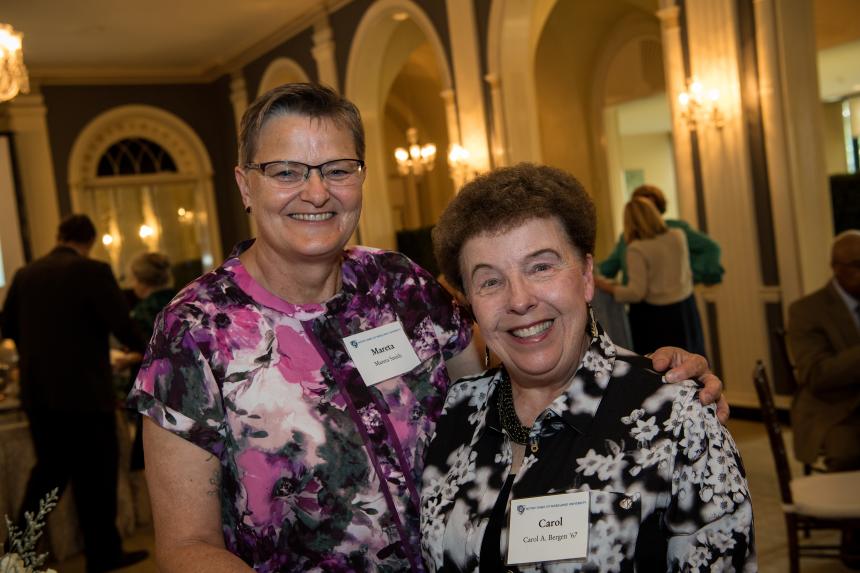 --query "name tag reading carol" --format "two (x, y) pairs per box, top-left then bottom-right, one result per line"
(507, 491), (589, 565)
(342, 321), (421, 386)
